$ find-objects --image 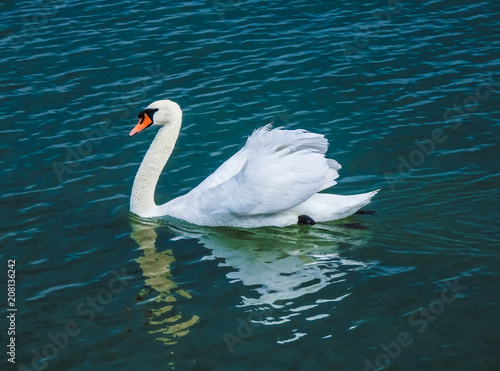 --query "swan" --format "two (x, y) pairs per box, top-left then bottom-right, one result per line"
(129, 100), (379, 228)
